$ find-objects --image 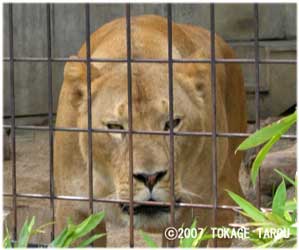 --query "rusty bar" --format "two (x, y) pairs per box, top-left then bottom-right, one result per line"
(46, 3), (55, 241)
(85, 3), (94, 217)
(8, 3), (17, 241)
(167, 5), (176, 247)
(210, 3), (218, 247)
(125, 3), (134, 247)
(3, 112), (56, 119)
(254, 4), (261, 208)
(3, 56), (297, 65)
(2, 124), (297, 140)
(2, 192), (275, 212)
